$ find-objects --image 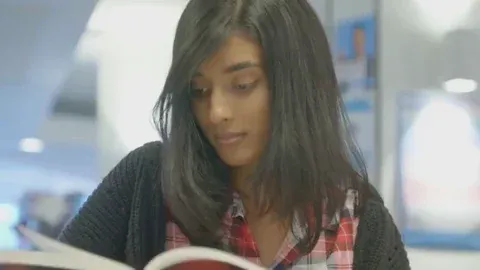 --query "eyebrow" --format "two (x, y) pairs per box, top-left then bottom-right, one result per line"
(195, 61), (259, 77)
(225, 61), (259, 73)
